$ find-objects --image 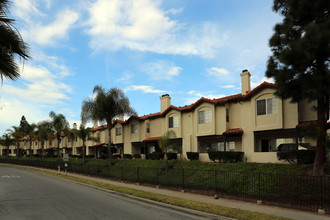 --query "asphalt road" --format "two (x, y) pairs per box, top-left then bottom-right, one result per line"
(0, 165), (220, 220)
